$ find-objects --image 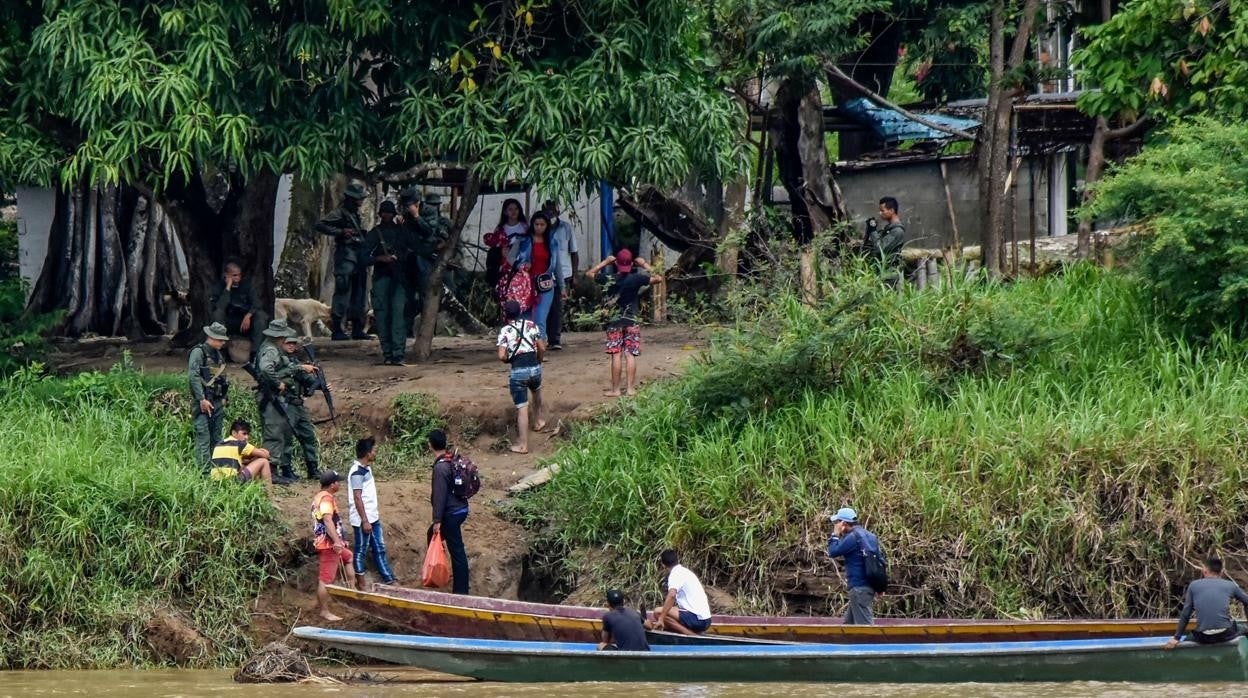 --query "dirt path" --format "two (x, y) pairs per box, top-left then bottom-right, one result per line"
(53, 326), (705, 640)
